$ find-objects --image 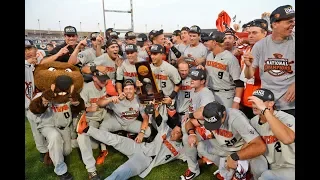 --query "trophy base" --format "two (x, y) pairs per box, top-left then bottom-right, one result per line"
(138, 93), (164, 105)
